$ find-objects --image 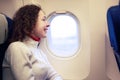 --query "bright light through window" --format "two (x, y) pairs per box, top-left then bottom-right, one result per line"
(47, 12), (80, 58)
(51, 15), (77, 38)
